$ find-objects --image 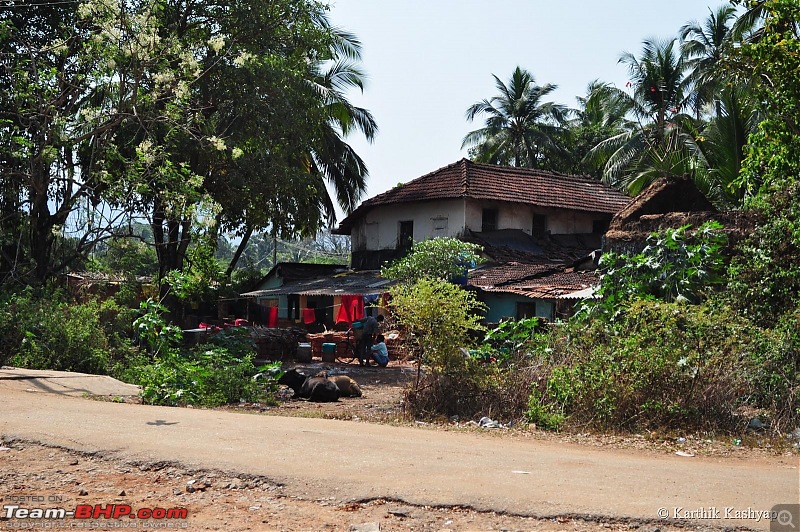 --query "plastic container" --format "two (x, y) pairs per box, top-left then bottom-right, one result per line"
(296, 342), (312, 363)
(321, 342), (337, 362)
